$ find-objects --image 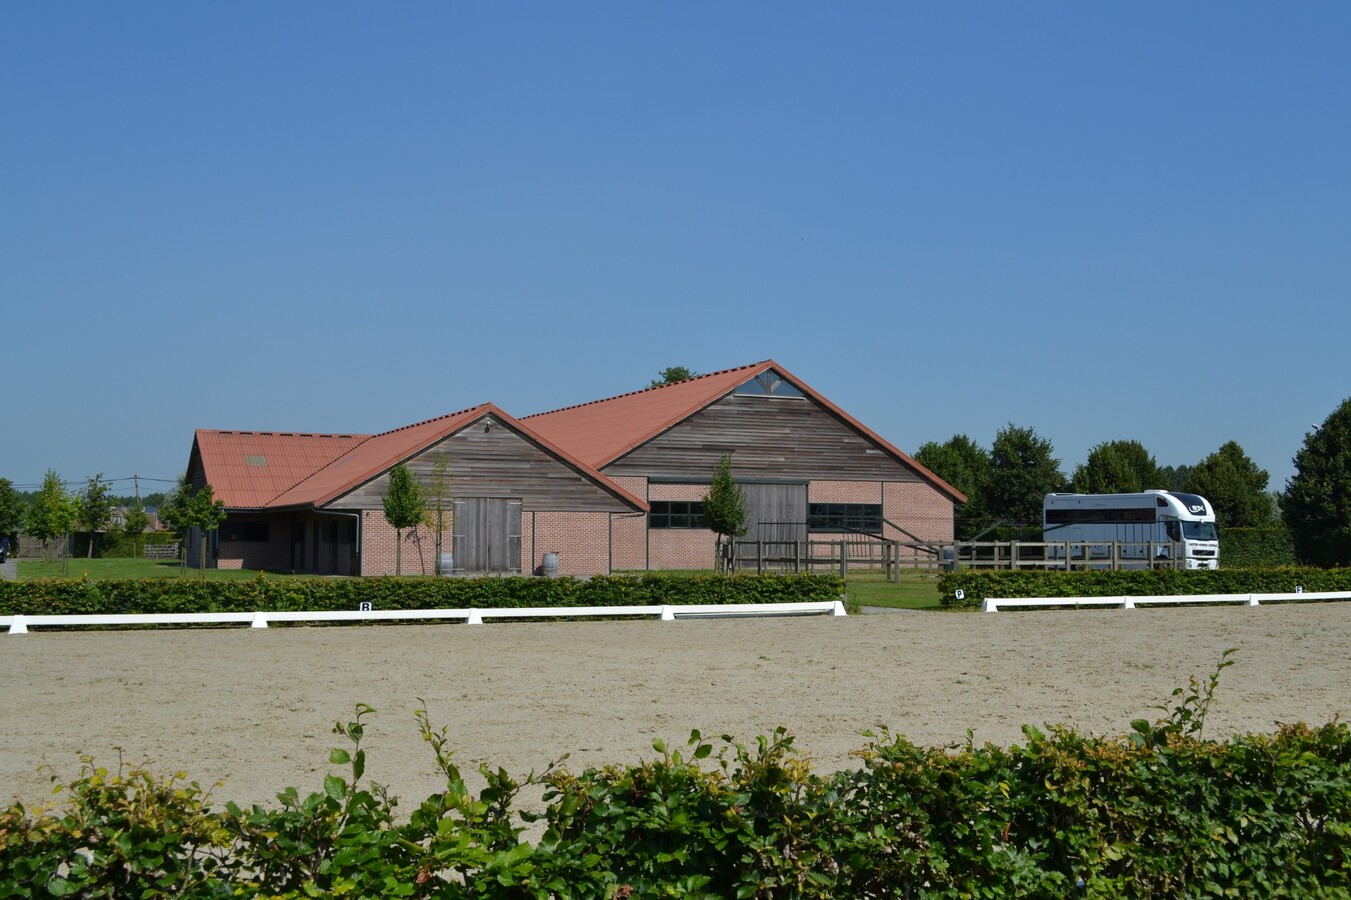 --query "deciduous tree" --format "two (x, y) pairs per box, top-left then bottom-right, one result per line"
(914, 435), (990, 539)
(1071, 440), (1162, 494)
(382, 464), (424, 576)
(1283, 397), (1351, 567)
(985, 424), (1067, 526)
(0, 477), (23, 550)
(76, 473), (114, 558)
(1185, 441), (1274, 527)
(702, 453), (747, 573)
(23, 470), (77, 562)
